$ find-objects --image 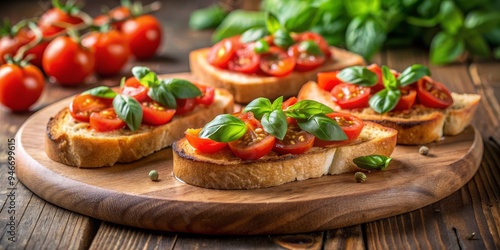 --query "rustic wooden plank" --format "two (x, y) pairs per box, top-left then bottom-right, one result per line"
(324, 226), (365, 250)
